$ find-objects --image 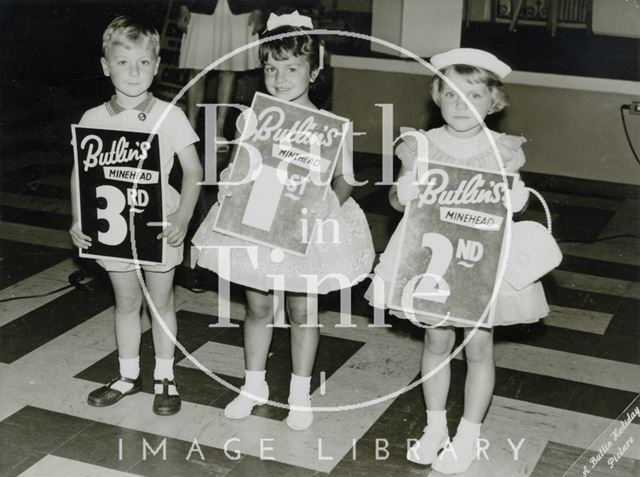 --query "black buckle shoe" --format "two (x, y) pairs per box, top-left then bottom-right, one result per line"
(87, 375), (142, 407)
(153, 378), (181, 416)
